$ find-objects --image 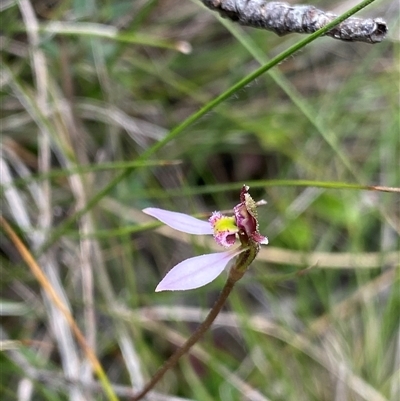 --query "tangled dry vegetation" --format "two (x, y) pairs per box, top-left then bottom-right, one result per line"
(1, 1), (399, 400)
